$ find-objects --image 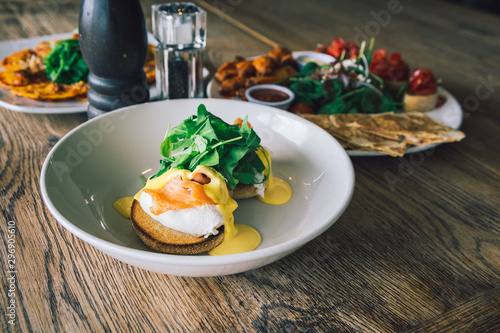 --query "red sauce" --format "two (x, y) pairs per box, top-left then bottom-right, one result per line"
(436, 95), (446, 108)
(250, 88), (289, 102)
